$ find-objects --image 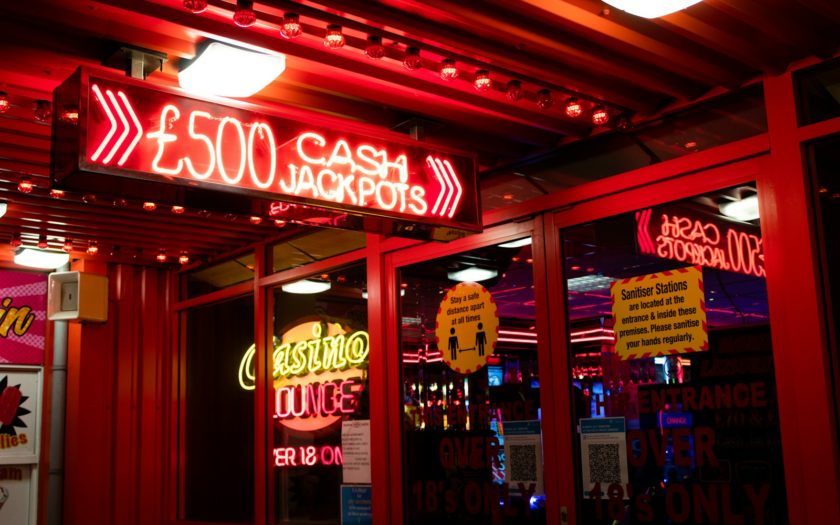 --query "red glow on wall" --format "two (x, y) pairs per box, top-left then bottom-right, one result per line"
(636, 208), (765, 278)
(63, 73), (479, 232)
